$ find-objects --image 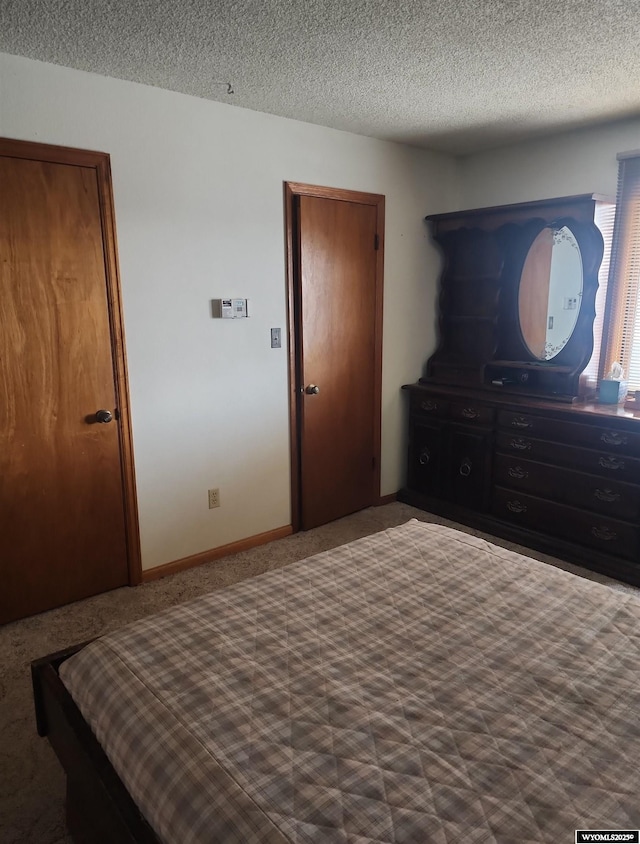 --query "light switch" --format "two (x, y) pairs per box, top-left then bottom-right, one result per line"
(271, 328), (281, 348)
